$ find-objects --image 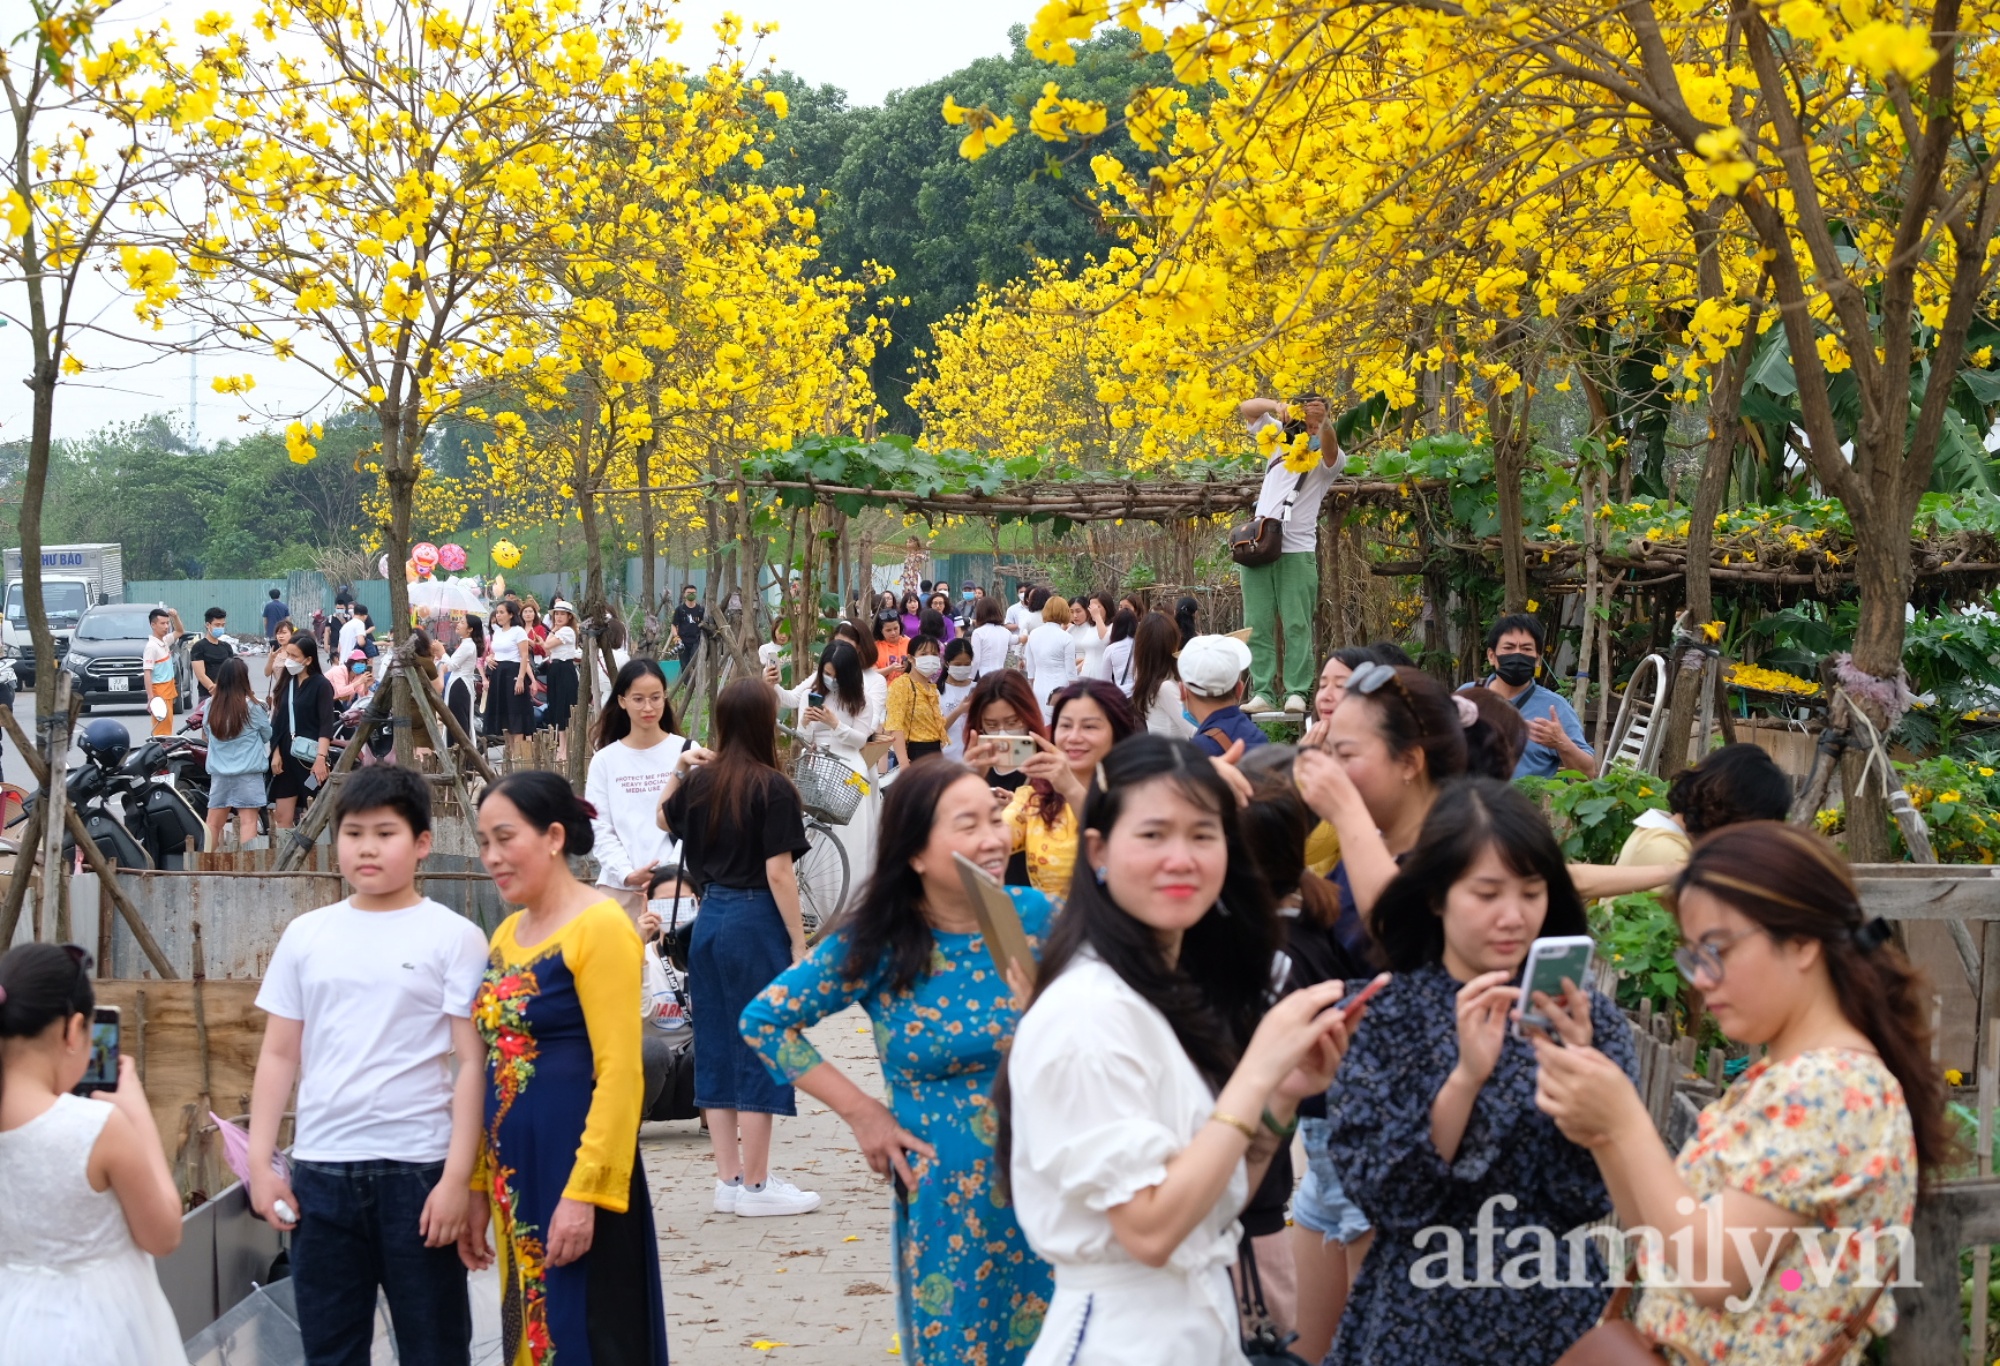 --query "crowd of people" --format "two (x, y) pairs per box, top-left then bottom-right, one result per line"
(0, 578), (1939, 1366)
